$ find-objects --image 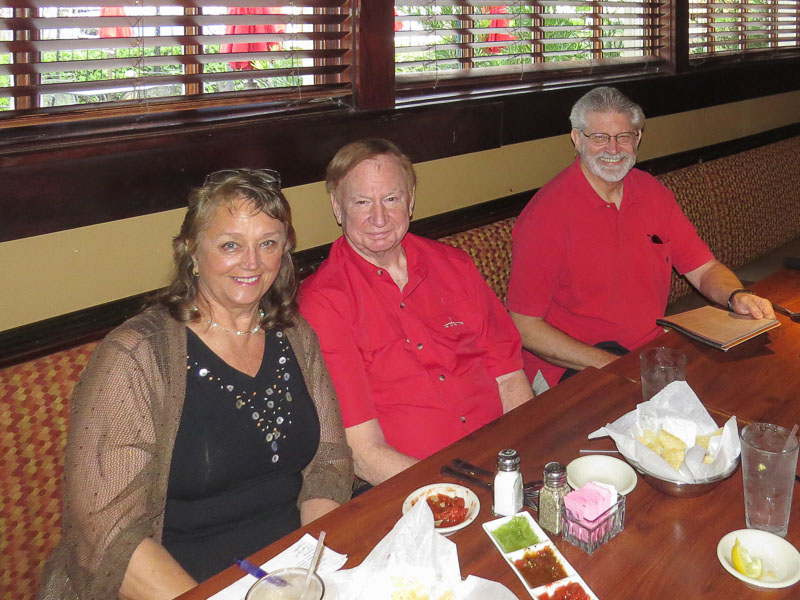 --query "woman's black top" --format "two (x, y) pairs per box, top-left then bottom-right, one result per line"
(162, 328), (320, 581)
